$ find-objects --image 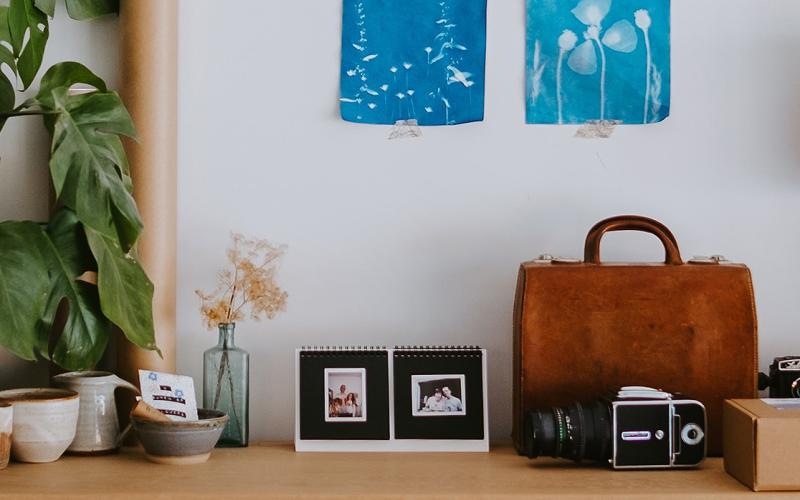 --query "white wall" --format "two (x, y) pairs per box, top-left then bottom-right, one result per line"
(1, 0), (797, 444)
(0, 5), (119, 389)
(192, 0), (797, 443)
